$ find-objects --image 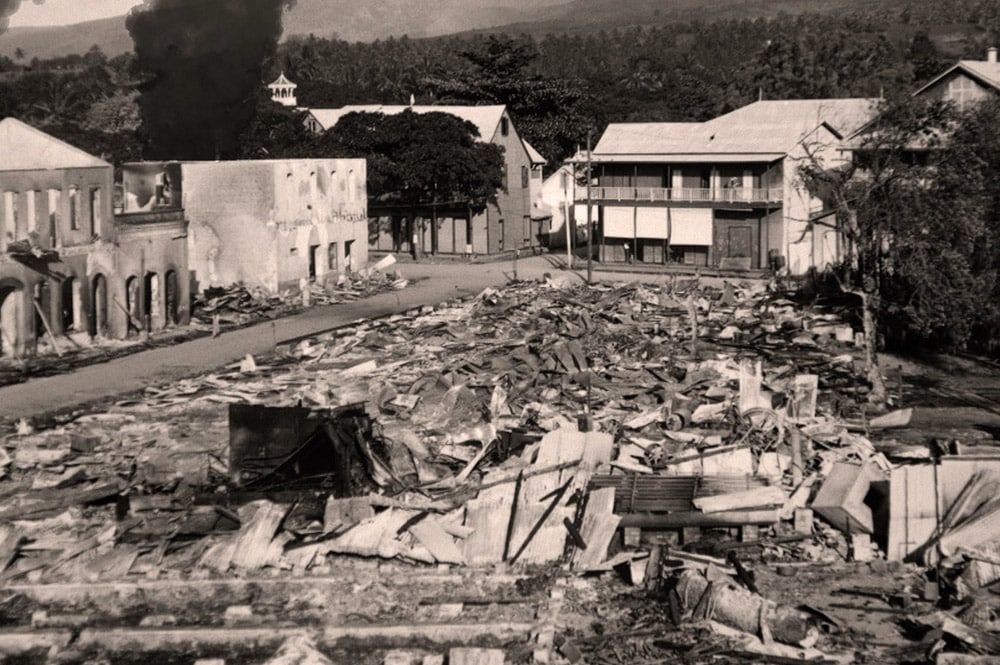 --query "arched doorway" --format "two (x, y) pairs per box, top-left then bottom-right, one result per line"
(90, 274), (107, 338)
(144, 272), (160, 330)
(60, 276), (82, 333)
(164, 270), (179, 326)
(125, 276), (140, 336)
(0, 279), (24, 357)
